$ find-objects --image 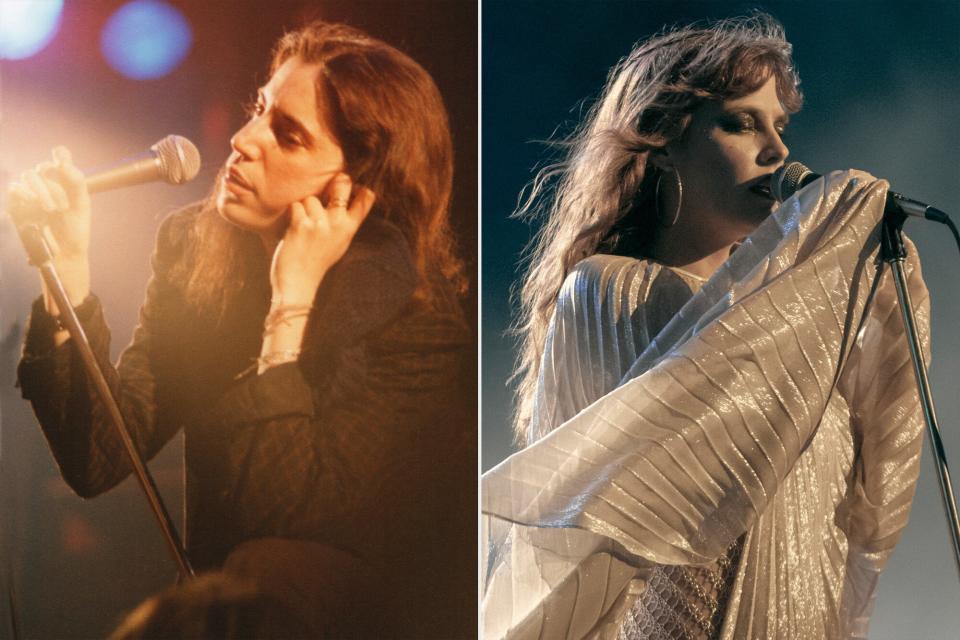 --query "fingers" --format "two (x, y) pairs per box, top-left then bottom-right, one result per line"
(22, 170), (60, 212)
(37, 162), (71, 211)
(322, 173), (376, 223)
(324, 174), (352, 210)
(5, 181), (39, 223)
(289, 173), (376, 232)
(288, 200), (308, 227)
(41, 226), (61, 256)
(52, 146), (88, 197)
(348, 186), (376, 222)
(273, 175), (378, 298)
(6, 147), (85, 217)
